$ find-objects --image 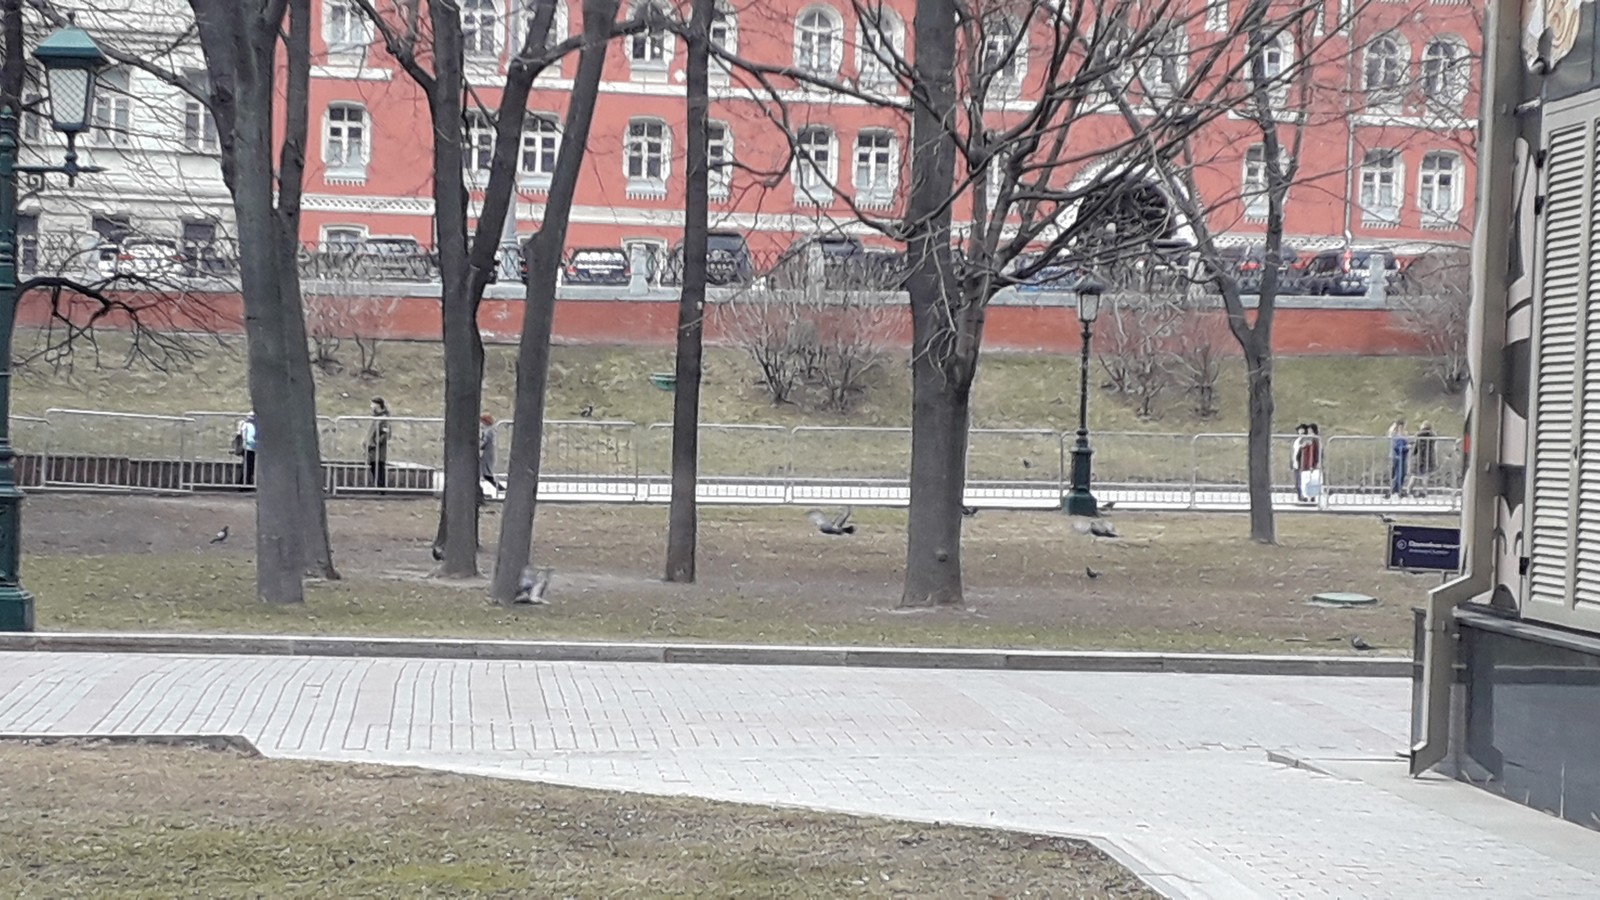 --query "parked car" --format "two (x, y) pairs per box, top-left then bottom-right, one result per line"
(1299, 247), (1401, 297)
(358, 236), (434, 281)
(97, 238), (185, 281)
(562, 247), (632, 286)
(1009, 252), (1087, 293)
(768, 236), (906, 290)
(661, 231), (755, 287)
(1202, 243), (1302, 295)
